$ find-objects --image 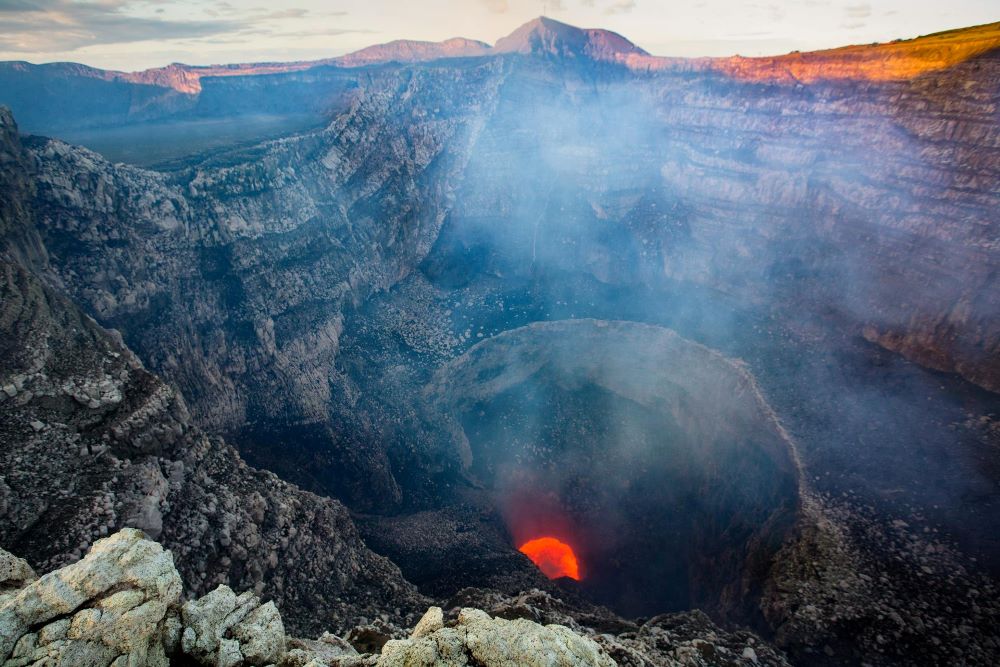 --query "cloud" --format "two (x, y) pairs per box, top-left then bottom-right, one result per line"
(726, 30), (776, 38)
(0, 0), (331, 54)
(747, 2), (784, 22)
(480, 0), (509, 13)
(605, 0), (636, 15)
(839, 3), (870, 31)
(844, 3), (871, 18)
(0, 0), (243, 52)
